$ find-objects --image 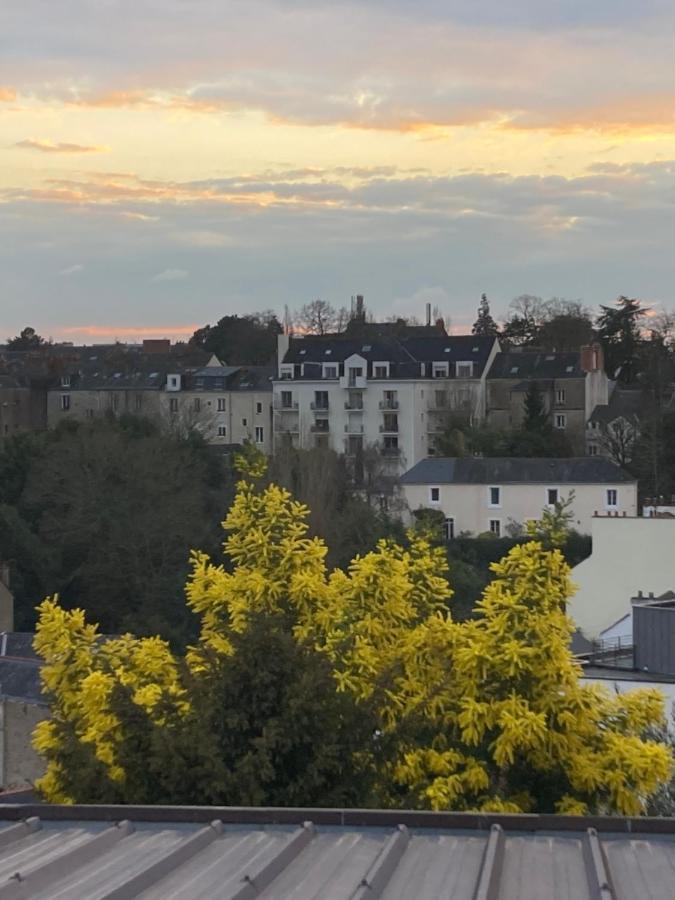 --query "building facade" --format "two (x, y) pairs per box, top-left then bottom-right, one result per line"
(399, 456), (637, 538)
(486, 345), (609, 453)
(273, 328), (500, 475)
